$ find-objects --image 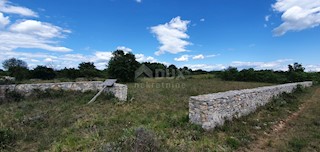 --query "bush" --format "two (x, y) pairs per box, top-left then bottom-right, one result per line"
(288, 138), (307, 151)
(3, 90), (24, 103)
(102, 127), (161, 151)
(226, 136), (241, 149)
(57, 68), (81, 80)
(0, 128), (16, 149)
(218, 63), (317, 84)
(8, 66), (30, 81)
(78, 62), (101, 78)
(31, 66), (56, 80)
